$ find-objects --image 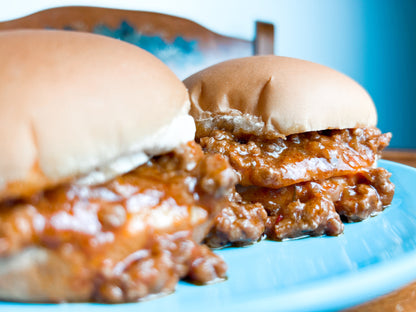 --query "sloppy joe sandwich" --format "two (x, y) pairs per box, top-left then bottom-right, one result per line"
(0, 30), (237, 302)
(184, 55), (394, 248)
